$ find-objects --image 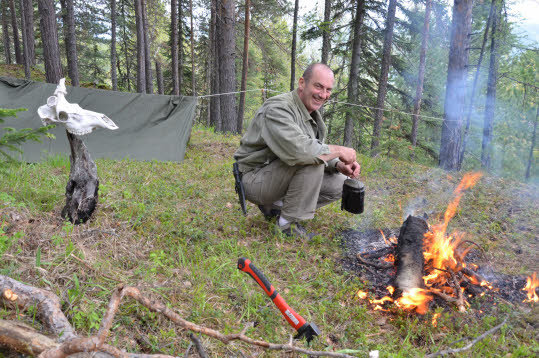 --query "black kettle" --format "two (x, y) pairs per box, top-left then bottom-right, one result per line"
(341, 178), (365, 214)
